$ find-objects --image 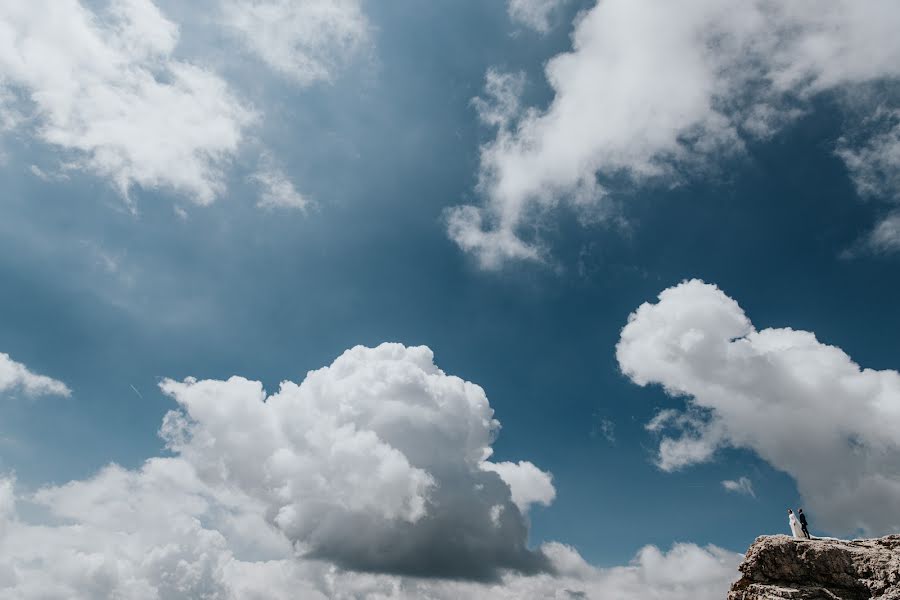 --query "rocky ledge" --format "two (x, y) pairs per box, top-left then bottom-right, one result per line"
(728, 534), (900, 600)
